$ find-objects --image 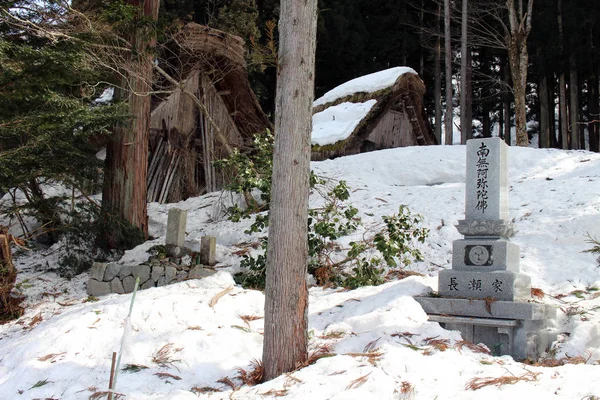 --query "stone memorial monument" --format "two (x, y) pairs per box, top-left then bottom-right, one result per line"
(415, 137), (556, 360)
